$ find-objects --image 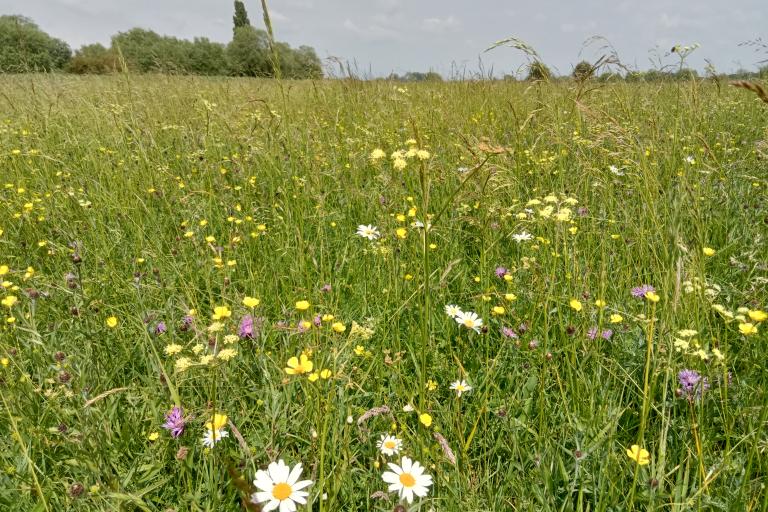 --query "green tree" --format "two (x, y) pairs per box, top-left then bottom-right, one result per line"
(227, 26), (271, 76)
(233, 1), (251, 34)
(526, 61), (551, 81)
(67, 44), (118, 74)
(572, 60), (593, 80)
(0, 15), (71, 72)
